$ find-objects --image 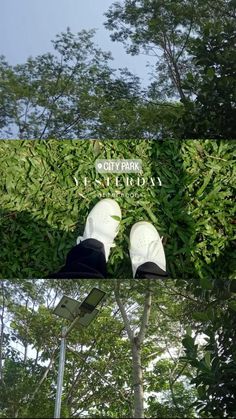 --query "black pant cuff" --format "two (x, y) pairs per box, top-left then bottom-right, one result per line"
(135, 261), (169, 279)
